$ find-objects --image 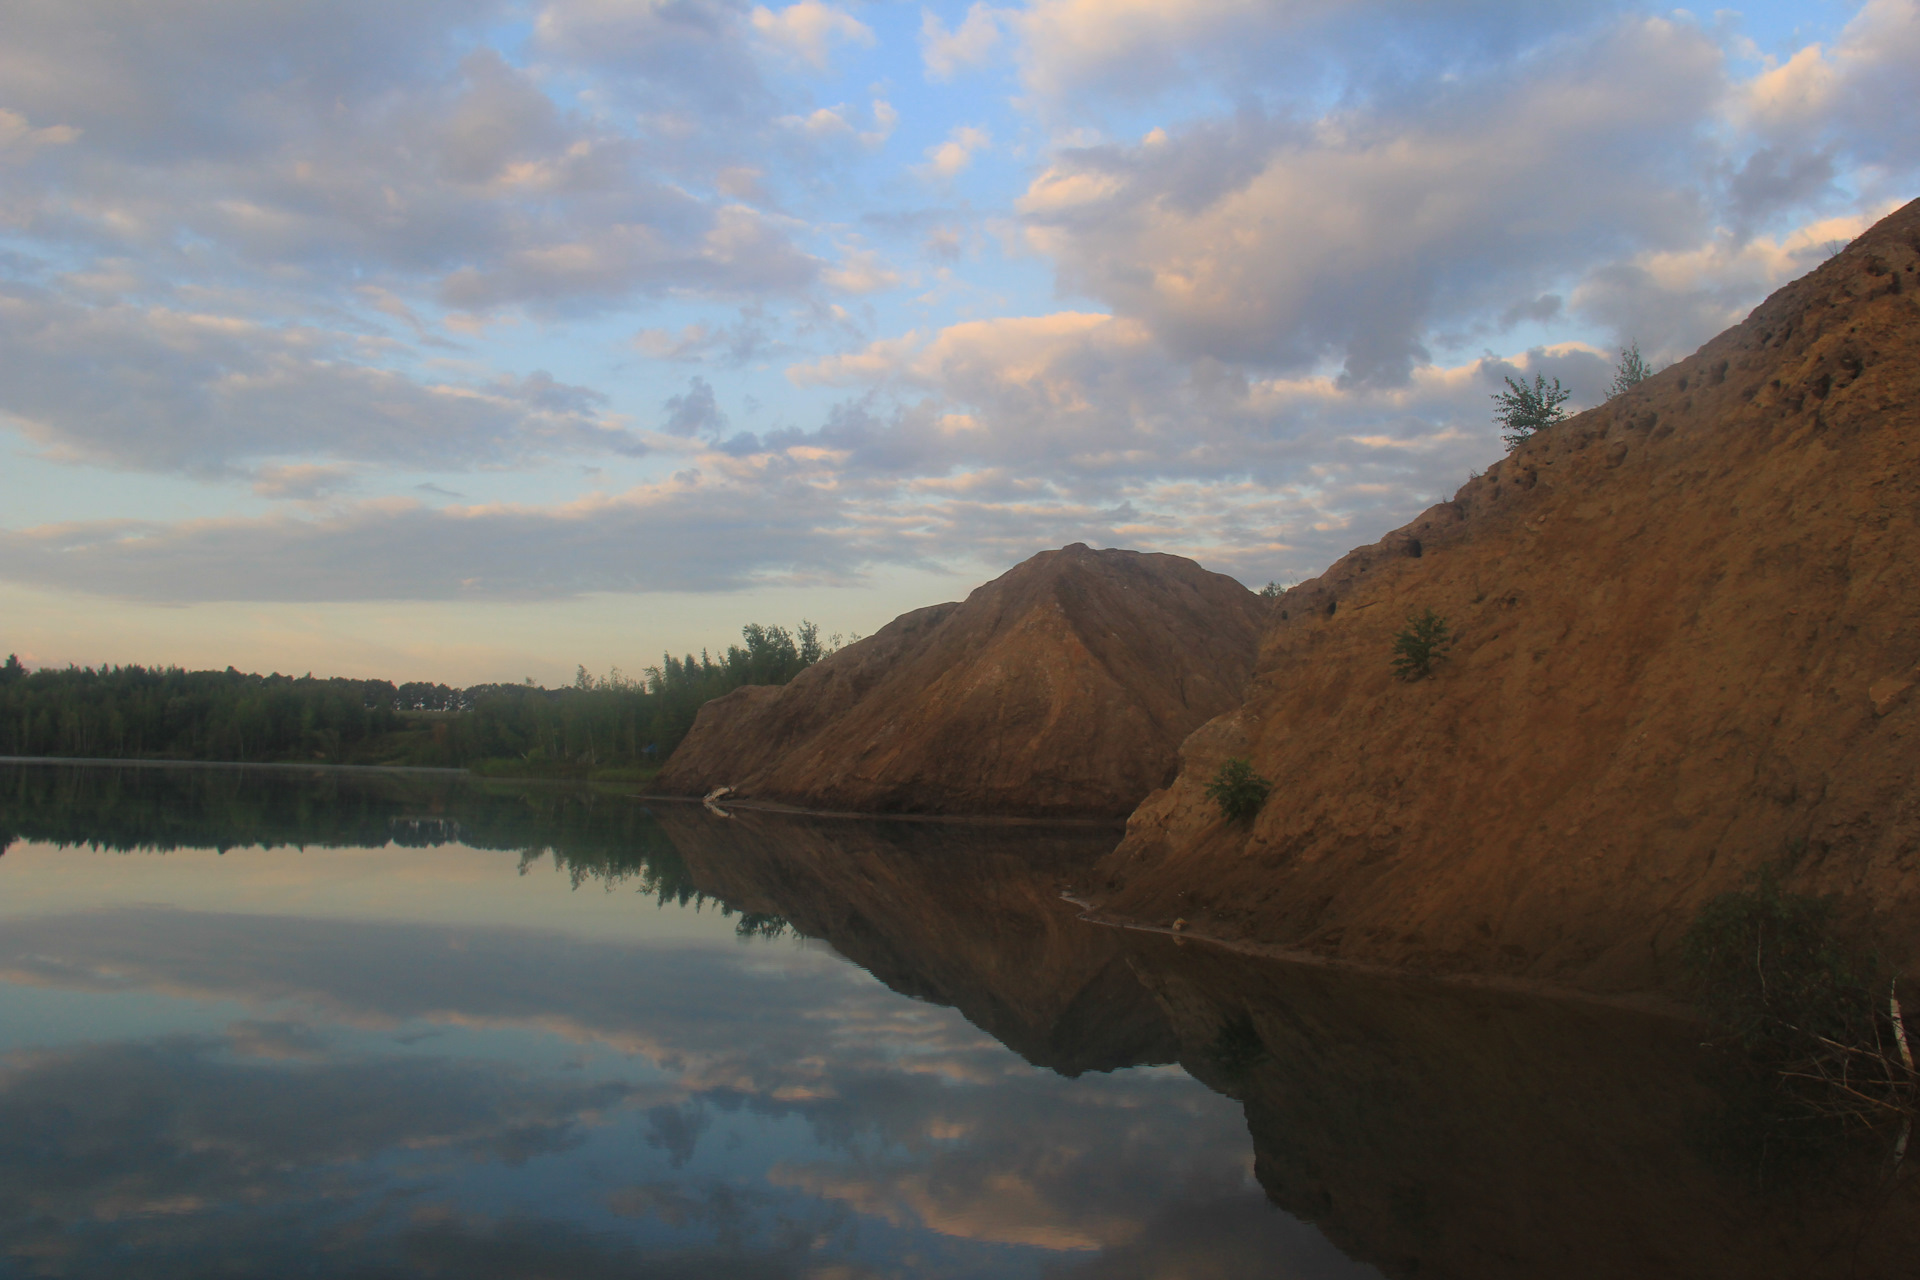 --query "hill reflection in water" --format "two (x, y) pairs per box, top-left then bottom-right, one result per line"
(2, 764), (1915, 1278)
